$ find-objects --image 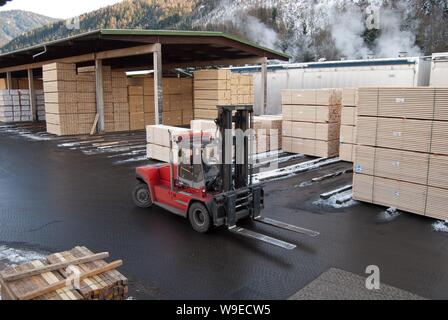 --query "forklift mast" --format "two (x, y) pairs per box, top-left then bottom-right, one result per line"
(216, 105), (254, 192)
